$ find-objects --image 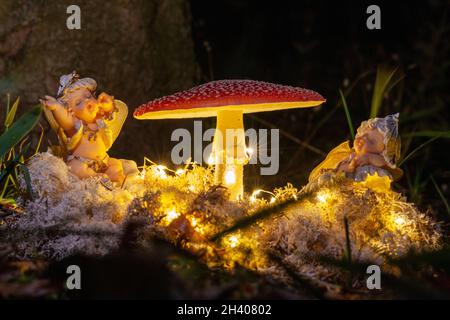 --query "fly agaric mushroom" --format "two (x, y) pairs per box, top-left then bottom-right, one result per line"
(134, 80), (325, 200)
